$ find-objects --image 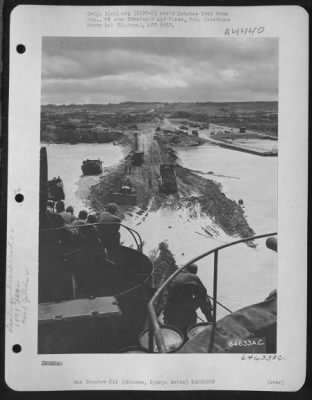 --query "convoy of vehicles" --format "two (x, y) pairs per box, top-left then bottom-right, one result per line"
(38, 119), (277, 354)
